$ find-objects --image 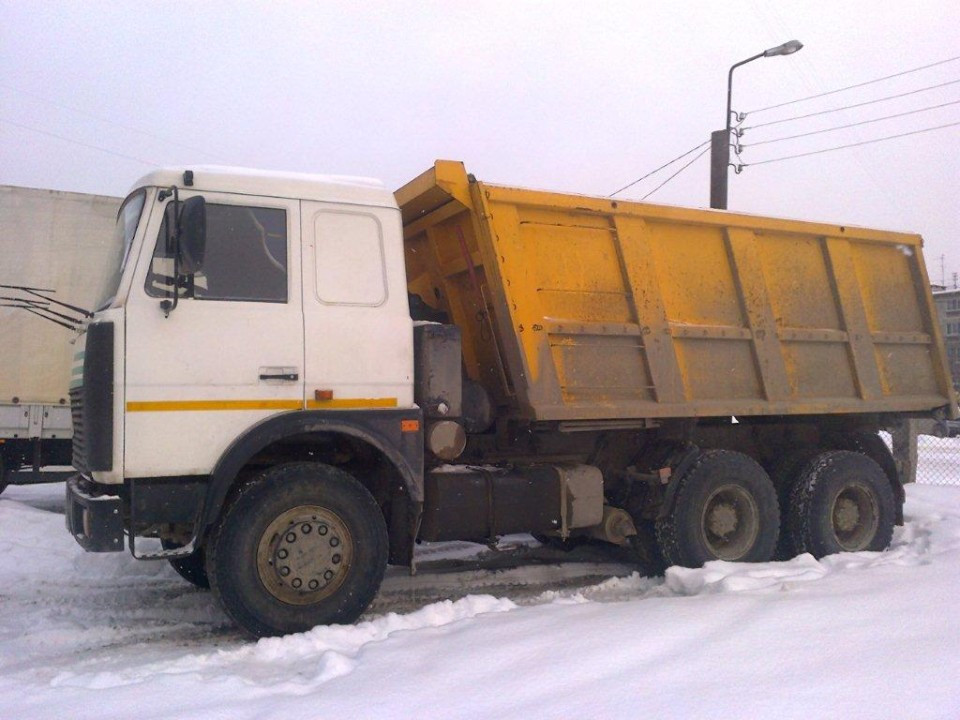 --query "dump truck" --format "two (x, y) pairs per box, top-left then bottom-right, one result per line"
(64, 161), (957, 636)
(0, 185), (119, 494)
